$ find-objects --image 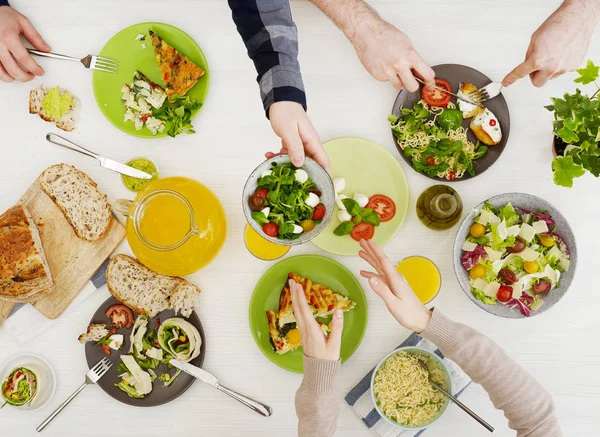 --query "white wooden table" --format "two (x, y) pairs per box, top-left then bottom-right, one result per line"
(1, 1), (599, 435)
